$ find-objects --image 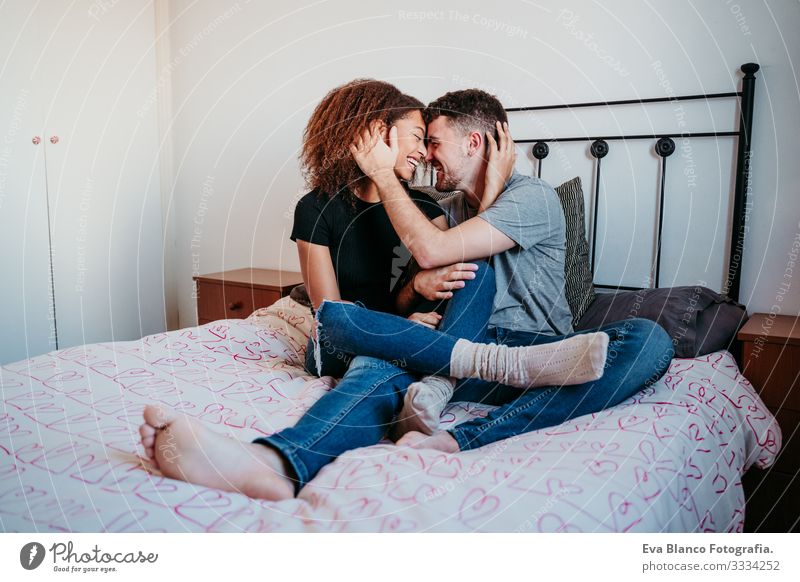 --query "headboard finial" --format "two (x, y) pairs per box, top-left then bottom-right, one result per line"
(590, 140), (609, 159)
(741, 63), (760, 77)
(655, 137), (675, 158)
(726, 62), (759, 301)
(532, 142), (550, 160)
